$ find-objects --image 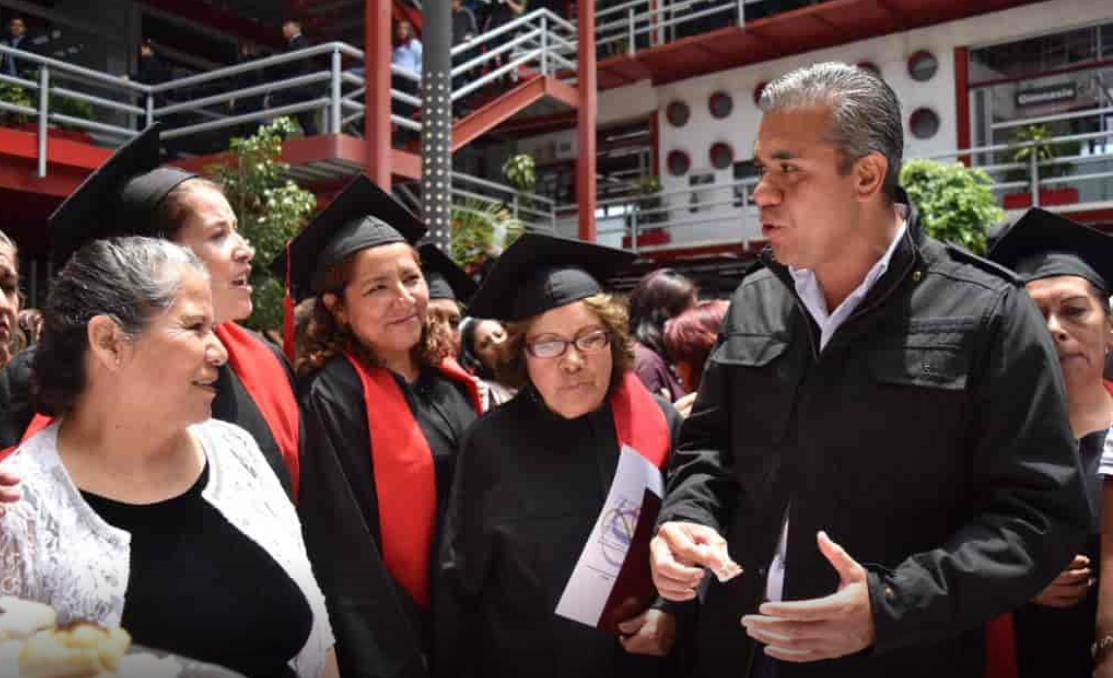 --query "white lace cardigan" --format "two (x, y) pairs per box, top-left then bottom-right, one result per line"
(0, 419), (334, 678)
